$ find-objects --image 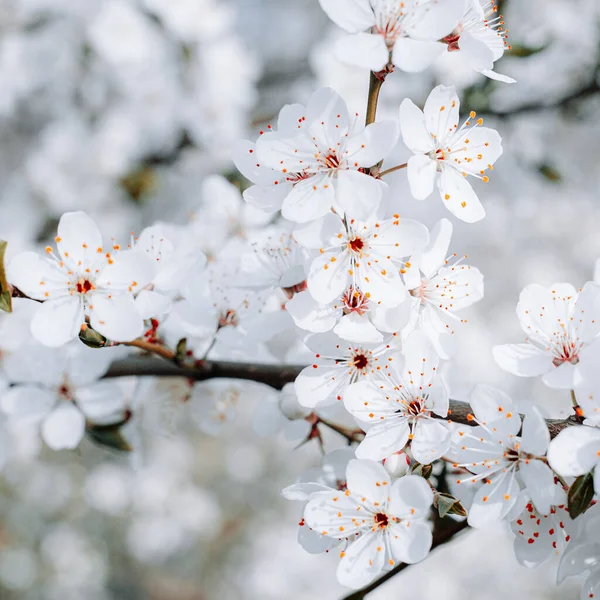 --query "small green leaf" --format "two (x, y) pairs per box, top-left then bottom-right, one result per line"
(412, 463), (433, 480)
(508, 44), (546, 58)
(435, 492), (468, 519)
(86, 412), (132, 452)
(0, 240), (12, 313)
(568, 473), (595, 519)
(538, 164), (562, 182)
(79, 326), (108, 348)
(174, 337), (188, 366)
(87, 425), (132, 452)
